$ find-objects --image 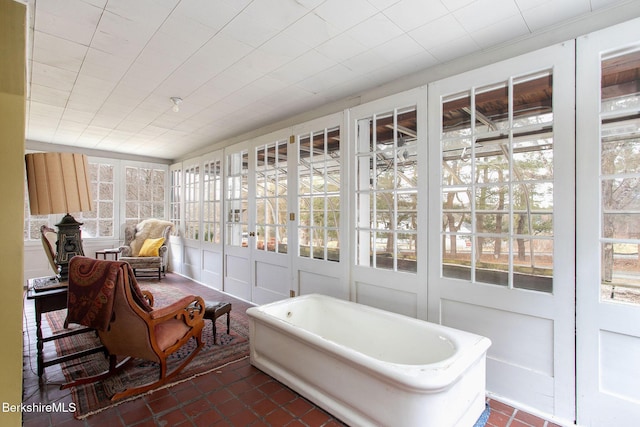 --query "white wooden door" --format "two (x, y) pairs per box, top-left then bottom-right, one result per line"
(291, 113), (349, 300)
(200, 151), (224, 289)
(223, 145), (252, 301)
(428, 43), (576, 422)
(168, 165), (183, 274)
(250, 131), (292, 305)
(182, 158), (202, 281)
(576, 19), (640, 426)
(350, 88), (428, 319)
(223, 135), (292, 305)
